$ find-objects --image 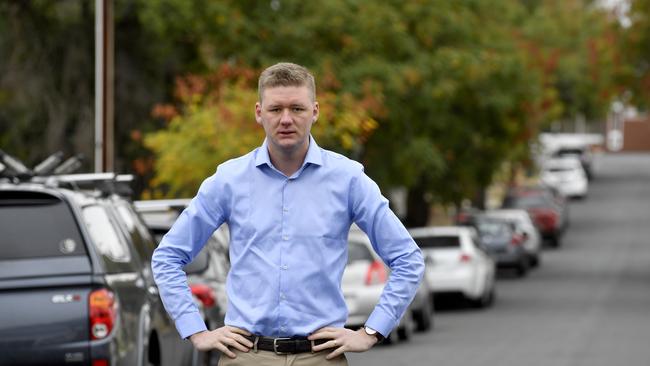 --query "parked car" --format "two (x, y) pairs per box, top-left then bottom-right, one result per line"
(409, 226), (496, 308)
(502, 185), (569, 248)
(135, 199), (231, 366)
(473, 217), (530, 277)
(482, 209), (542, 267)
(343, 229), (433, 343)
(552, 145), (594, 180)
(0, 174), (198, 366)
(540, 156), (588, 199)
